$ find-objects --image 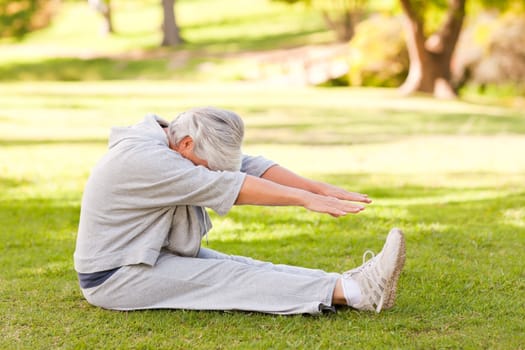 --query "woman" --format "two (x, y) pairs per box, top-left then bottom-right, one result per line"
(74, 106), (405, 314)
